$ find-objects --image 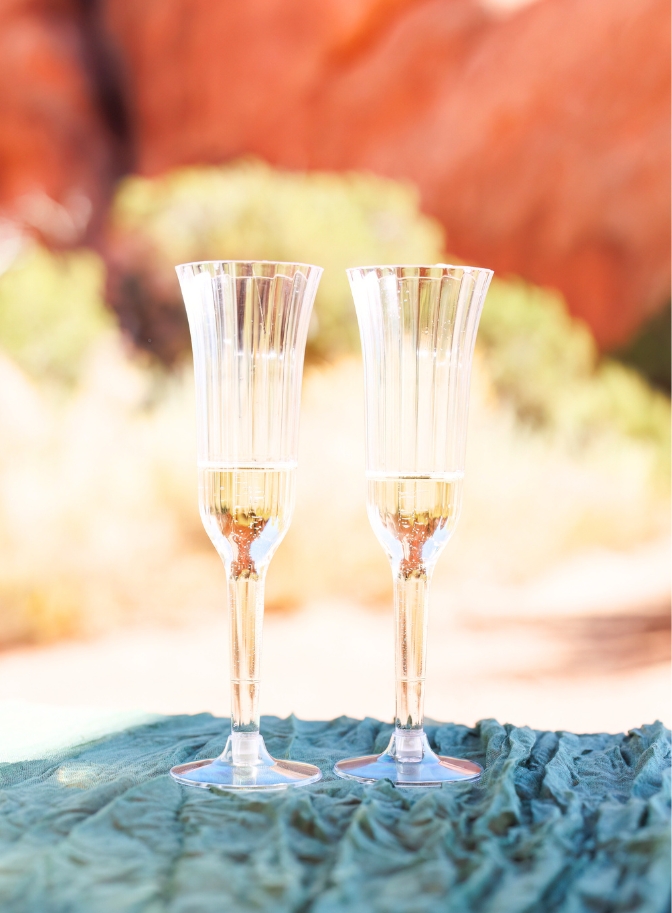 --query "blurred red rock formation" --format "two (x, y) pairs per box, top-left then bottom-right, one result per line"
(0, 0), (127, 246)
(1, 0), (669, 346)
